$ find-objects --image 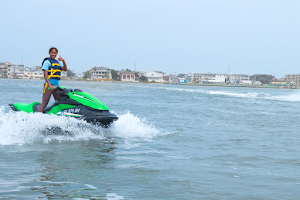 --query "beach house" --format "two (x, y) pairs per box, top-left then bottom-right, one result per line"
(90, 67), (112, 80)
(144, 71), (165, 83)
(119, 71), (135, 82)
